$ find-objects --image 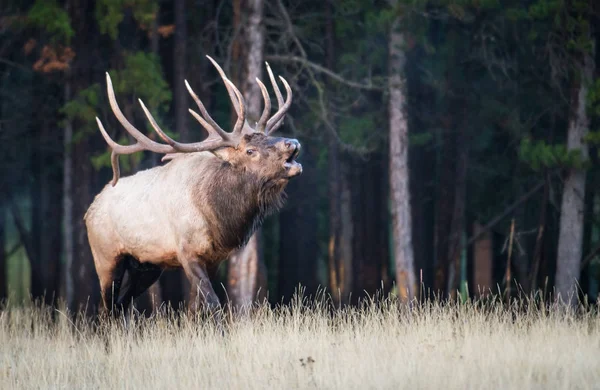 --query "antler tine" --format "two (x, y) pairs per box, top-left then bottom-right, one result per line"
(205, 55), (256, 136)
(188, 109), (228, 142)
(100, 75), (179, 186)
(138, 99), (182, 147)
(206, 55), (242, 115)
(255, 78), (271, 134)
(96, 117), (148, 186)
(265, 75), (293, 134)
(184, 79), (231, 142)
(225, 79), (246, 137)
(96, 117), (146, 155)
(139, 99), (234, 153)
(265, 62), (284, 109)
(105, 73), (173, 154)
